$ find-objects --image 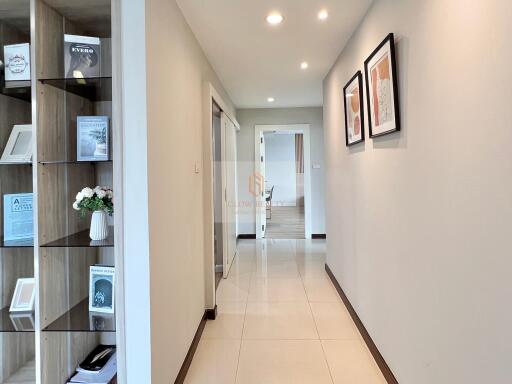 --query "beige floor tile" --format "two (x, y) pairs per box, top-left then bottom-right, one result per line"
(243, 301), (318, 339)
(248, 277), (307, 302)
(322, 340), (385, 384)
(297, 260), (329, 279)
(203, 301), (246, 339)
(303, 276), (340, 302)
(310, 301), (359, 340)
(236, 340), (332, 384)
(228, 258), (255, 276)
(254, 260), (301, 278)
(184, 339), (240, 384)
(216, 273), (251, 302)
